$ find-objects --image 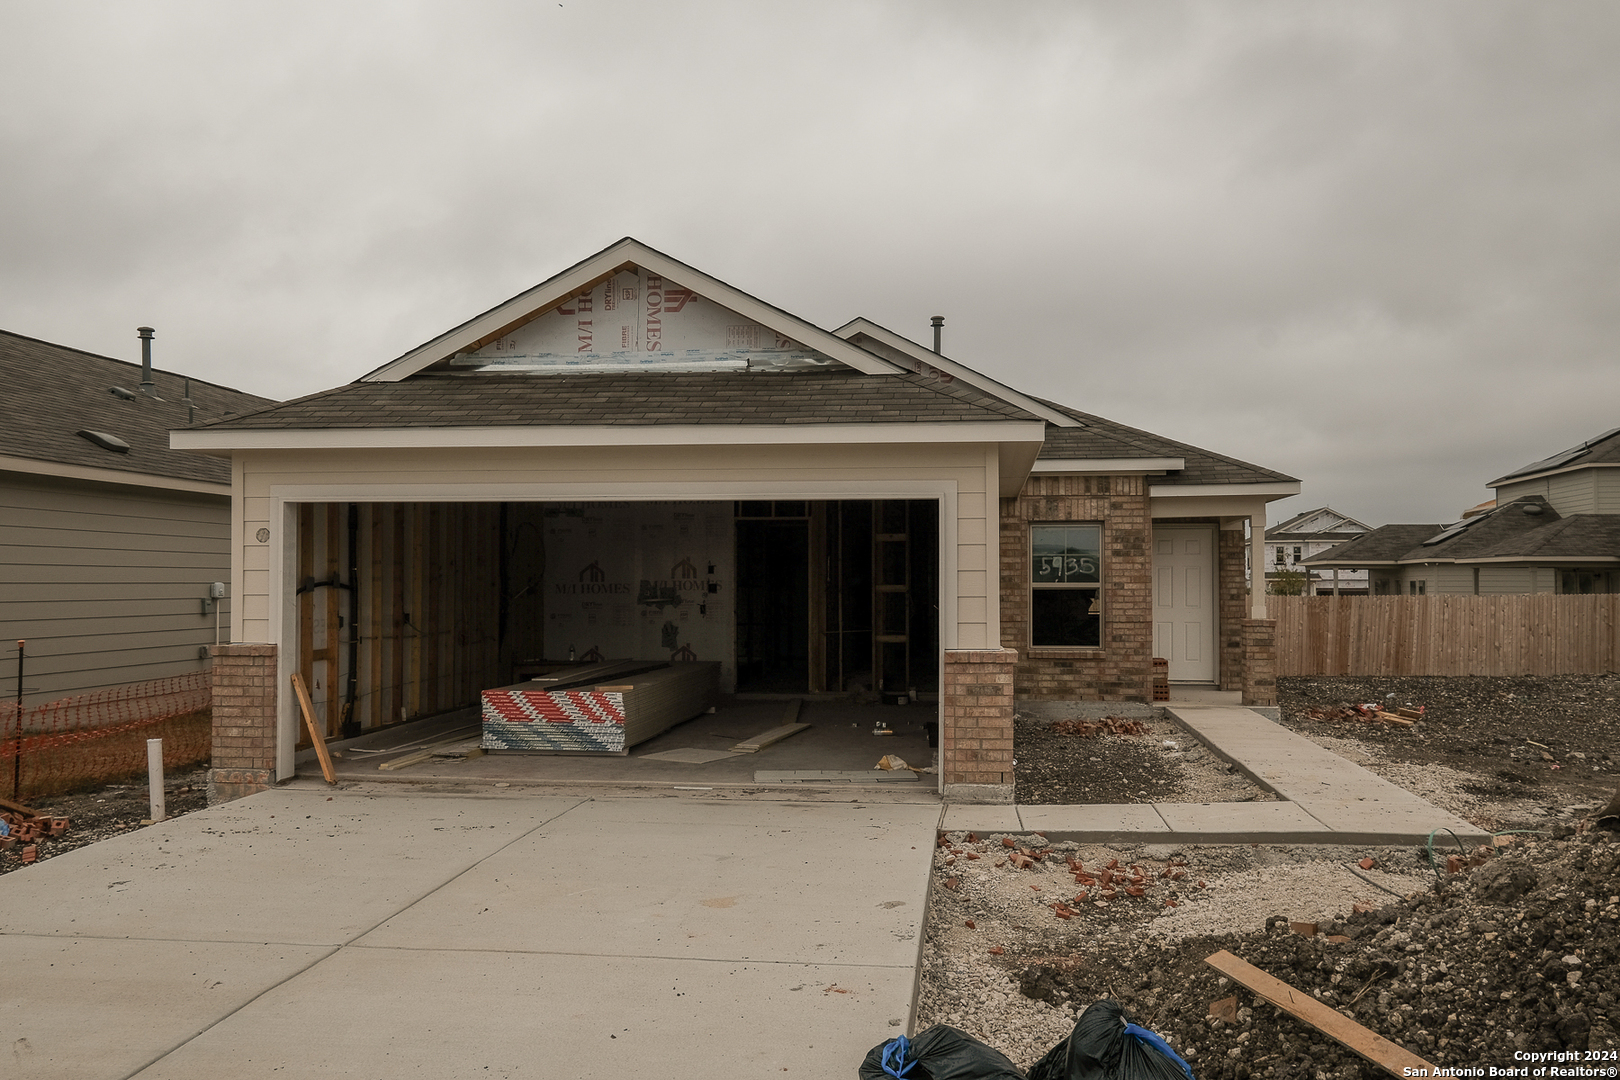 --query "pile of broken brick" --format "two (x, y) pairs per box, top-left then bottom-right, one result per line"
(1, 799), (69, 865)
(1302, 702), (1424, 727)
